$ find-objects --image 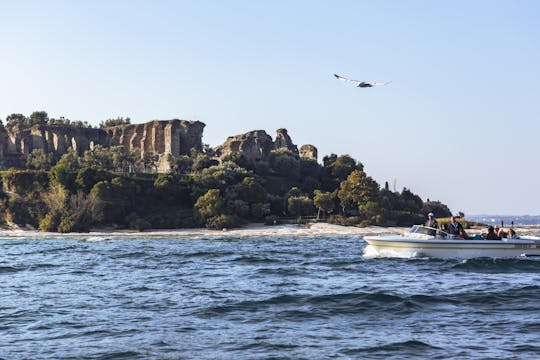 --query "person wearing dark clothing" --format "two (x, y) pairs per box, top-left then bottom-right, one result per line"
(447, 216), (468, 239)
(485, 225), (500, 240)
